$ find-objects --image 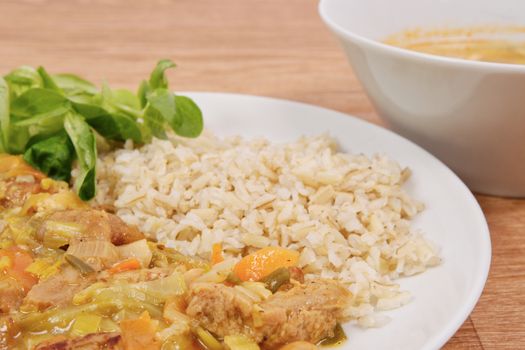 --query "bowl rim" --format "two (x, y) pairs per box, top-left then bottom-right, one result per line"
(318, 0), (525, 72)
